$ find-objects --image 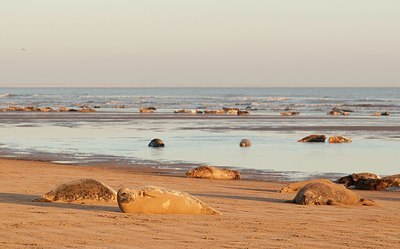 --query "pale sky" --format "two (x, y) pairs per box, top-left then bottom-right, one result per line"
(1, 0), (399, 87)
